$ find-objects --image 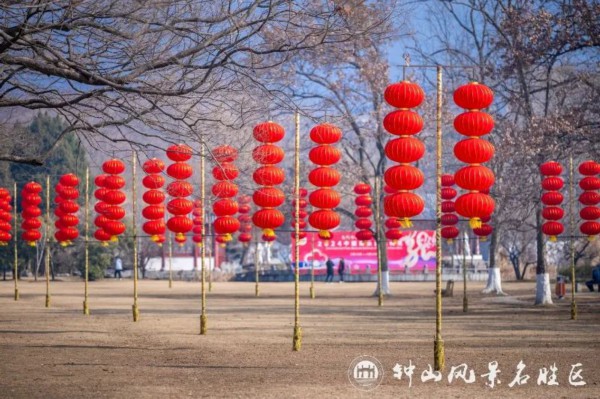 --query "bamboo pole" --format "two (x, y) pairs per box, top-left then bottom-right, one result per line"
(434, 66), (445, 371)
(309, 232), (315, 299)
(13, 182), (18, 301)
(293, 111), (302, 351)
(208, 211), (213, 293)
(255, 234), (260, 297)
(374, 176), (383, 307)
(569, 155), (577, 319)
(168, 233), (173, 288)
(45, 175), (51, 308)
(83, 167), (90, 315)
(200, 144), (207, 334)
(462, 235), (468, 313)
(132, 151), (140, 322)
